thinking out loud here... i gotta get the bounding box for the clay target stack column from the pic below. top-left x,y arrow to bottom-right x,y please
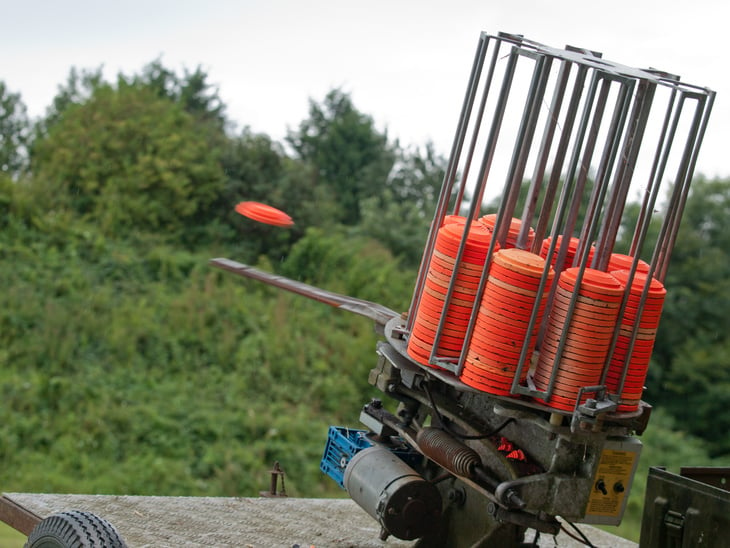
533,268 -> 624,412
461,248 -> 553,396
606,269 -> 666,412
407,217 -> 496,369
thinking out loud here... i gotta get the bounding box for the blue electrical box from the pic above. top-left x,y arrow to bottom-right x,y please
320,426 -> 374,489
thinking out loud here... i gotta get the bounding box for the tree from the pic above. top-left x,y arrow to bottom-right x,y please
36,67 -> 104,139
286,89 -> 395,224
128,60 -> 227,133
358,142 -> 448,266
213,128 -> 339,262
646,176 -> 730,456
0,81 -> 31,177
31,81 -> 226,239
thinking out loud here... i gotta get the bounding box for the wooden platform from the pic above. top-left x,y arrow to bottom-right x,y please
1,492 -> 637,547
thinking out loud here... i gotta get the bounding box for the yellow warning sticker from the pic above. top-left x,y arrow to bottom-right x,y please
586,449 -> 638,517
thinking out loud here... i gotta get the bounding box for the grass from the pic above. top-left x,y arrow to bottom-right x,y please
0,522 -> 25,548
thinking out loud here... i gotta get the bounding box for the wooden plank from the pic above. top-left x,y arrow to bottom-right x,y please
2,493 -> 638,547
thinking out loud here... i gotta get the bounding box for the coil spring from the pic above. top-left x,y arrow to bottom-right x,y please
416,427 -> 480,477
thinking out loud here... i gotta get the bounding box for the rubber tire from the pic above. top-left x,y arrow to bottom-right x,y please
25,510 -> 127,548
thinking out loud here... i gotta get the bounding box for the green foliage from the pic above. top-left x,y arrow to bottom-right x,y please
358,142 -> 448,267
35,67 -> 104,138
31,81 -> 226,238
0,80 -> 31,177
0,208 -> 393,498
286,88 -> 396,224
129,59 -> 227,131
279,227 -> 413,313
646,177 -> 730,457
1,59 -> 729,547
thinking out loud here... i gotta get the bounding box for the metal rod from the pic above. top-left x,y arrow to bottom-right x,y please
406,33 -> 491,333
519,58 -> 572,250
655,91 -> 715,281
595,78 -> 657,271
531,63 -> 590,249
471,44 -> 521,211
577,76 -> 634,270
497,52 -> 552,249
452,34 -> 501,214
598,80 -> 660,391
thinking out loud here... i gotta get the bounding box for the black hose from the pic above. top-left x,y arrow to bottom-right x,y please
562,521 -> 596,547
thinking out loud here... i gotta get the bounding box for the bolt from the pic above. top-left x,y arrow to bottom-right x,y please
447,488 -> 465,506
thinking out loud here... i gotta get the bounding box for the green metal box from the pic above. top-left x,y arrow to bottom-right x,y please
640,466 -> 730,547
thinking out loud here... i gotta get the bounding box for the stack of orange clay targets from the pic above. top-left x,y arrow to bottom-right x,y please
480,214 -> 535,249
540,235 -> 578,271
462,248 -> 554,396
605,269 -> 666,412
407,218 -> 664,413
532,267 -> 624,412
606,252 -> 650,273
540,235 -> 596,272
407,217 -> 497,368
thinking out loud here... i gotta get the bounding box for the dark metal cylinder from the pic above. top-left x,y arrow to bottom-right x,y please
344,445 -> 442,540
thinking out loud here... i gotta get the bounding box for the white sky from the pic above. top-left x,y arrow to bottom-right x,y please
3,0 -> 727,178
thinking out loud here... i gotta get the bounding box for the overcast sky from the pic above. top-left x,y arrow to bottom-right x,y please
4,0 -> 726,178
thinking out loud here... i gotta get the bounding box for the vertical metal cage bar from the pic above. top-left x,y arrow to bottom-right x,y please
406,33 -> 491,333
452,35 -> 503,214
629,86 -> 679,260
428,35 -> 518,372
496,51 -> 552,249
577,76 -> 635,270
598,82 -> 661,391
650,92 -> 698,281
595,79 -> 657,271
533,68 -> 602,354
471,45 -> 521,210
401,32 -> 715,414
518,57 -> 573,250
531,63 -> 590,248
655,90 -> 715,281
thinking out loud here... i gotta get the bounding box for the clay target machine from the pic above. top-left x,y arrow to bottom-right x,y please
212,32 -> 715,546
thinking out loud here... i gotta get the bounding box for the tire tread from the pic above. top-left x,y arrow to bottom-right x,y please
25,510 -> 127,548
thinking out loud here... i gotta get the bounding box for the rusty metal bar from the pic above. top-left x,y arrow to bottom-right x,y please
595,78 -> 657,272
209,259 -> 398,327
0,495 -> 41,536
577,76 -> 635,270
530,64 -> 590,252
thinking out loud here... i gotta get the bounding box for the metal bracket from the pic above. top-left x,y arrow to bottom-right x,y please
259,461 -> 287,497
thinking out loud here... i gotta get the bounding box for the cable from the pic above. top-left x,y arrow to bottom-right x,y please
423,379 -> 515,440
558,525 -> 586,545
561,521 -> 596,547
